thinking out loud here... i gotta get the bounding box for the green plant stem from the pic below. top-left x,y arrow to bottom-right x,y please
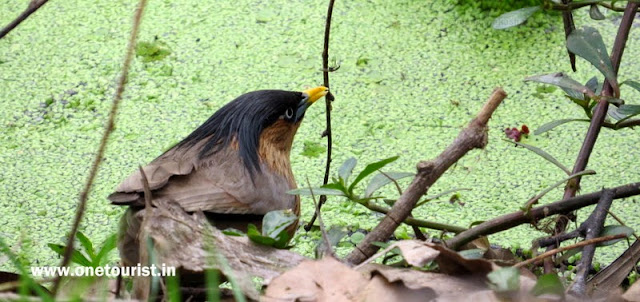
50,0 -> 148,296
362,201 -> 466,233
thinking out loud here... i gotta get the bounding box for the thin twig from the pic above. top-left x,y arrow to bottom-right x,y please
0,0 -> 50,39
305,0 -> 337,231
307,177 -> 334,258
446,182 -> 640,250
50,0 -> 148,295
514,233 -> 627,268
537,229 -> 582,249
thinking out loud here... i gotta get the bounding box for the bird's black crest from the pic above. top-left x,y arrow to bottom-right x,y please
174,90 -> 304,176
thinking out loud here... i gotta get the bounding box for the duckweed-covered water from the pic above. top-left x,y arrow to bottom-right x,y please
1,0 -> 639,269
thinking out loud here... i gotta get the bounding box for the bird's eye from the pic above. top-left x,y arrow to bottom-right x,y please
284,107 -> 294,119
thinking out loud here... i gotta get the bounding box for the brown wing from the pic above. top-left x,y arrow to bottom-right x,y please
108,141 -> 297,215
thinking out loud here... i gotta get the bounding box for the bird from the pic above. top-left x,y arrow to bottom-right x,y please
108,86 -> 328,266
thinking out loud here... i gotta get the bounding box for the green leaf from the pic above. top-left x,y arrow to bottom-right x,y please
510,141 -> 571,175
288,187 -> 345,196
531,274 -> 564,297
94,234 -> 117,266
316,226 -> 348,257
256,210 -> 297,248
0,237 -> 53,302
338,157 -> 357,182
349,156 -> 399,193
326,226 -> 348,246
589,5 -> 605,20
525,73 -> 596,98
561,87 -> 585,102
566,27 -> 619,96
76,231 -> 95,260
459,249 -> 485,259
47,243 -> 92,267
535,118 -> 592,135
222,228 -> 245,236
322,182 -> 348,193
165,274 -> 182,302
608,107 -> 627,121
365,172 -> 414,197
247,224 -> 276,246
487,267 -> 520,293
350,232 -> 366,244
621,80 -> 640,93
613,105 -> 640,124
262,210 -> 297,238
585,76 -> 601,95
616,104 -> 640,116
492,6 -> 541,29
597,225 -> 634,246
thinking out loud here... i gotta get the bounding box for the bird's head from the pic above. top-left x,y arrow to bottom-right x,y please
176,86 -> 328,177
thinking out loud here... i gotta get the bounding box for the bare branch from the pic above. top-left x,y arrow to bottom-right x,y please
345,87 -> 507,265
446,183 -> 640,250
569,189 -> 615,296
0,0 -> 50,39
514,233 -> 627,269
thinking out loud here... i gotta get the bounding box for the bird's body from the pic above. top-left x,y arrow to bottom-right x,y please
109,87 -> 327,266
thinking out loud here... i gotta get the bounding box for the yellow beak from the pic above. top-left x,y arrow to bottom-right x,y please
303,86 -> 329,104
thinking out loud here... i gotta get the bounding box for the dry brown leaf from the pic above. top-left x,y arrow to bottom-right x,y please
356,274 -> 436,302
263,257 -> 368,302
484,246 -> 518,266
623,281 -> 640,302
359,263 -> 486,300
462,236 -> 491,251
395,240 -> 440,267
428,243 -> 496,275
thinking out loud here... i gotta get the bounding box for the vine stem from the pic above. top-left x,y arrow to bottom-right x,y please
305,0 -> 336,231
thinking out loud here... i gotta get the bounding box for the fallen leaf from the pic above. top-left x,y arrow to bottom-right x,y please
356,274 -> 436,302
395,240 -> 440,267
623,280 -> 640,302
428,243 -> 496,275
263,257 -> 367,302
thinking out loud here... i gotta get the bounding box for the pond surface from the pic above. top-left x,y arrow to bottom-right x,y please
1,0 -> 639,267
